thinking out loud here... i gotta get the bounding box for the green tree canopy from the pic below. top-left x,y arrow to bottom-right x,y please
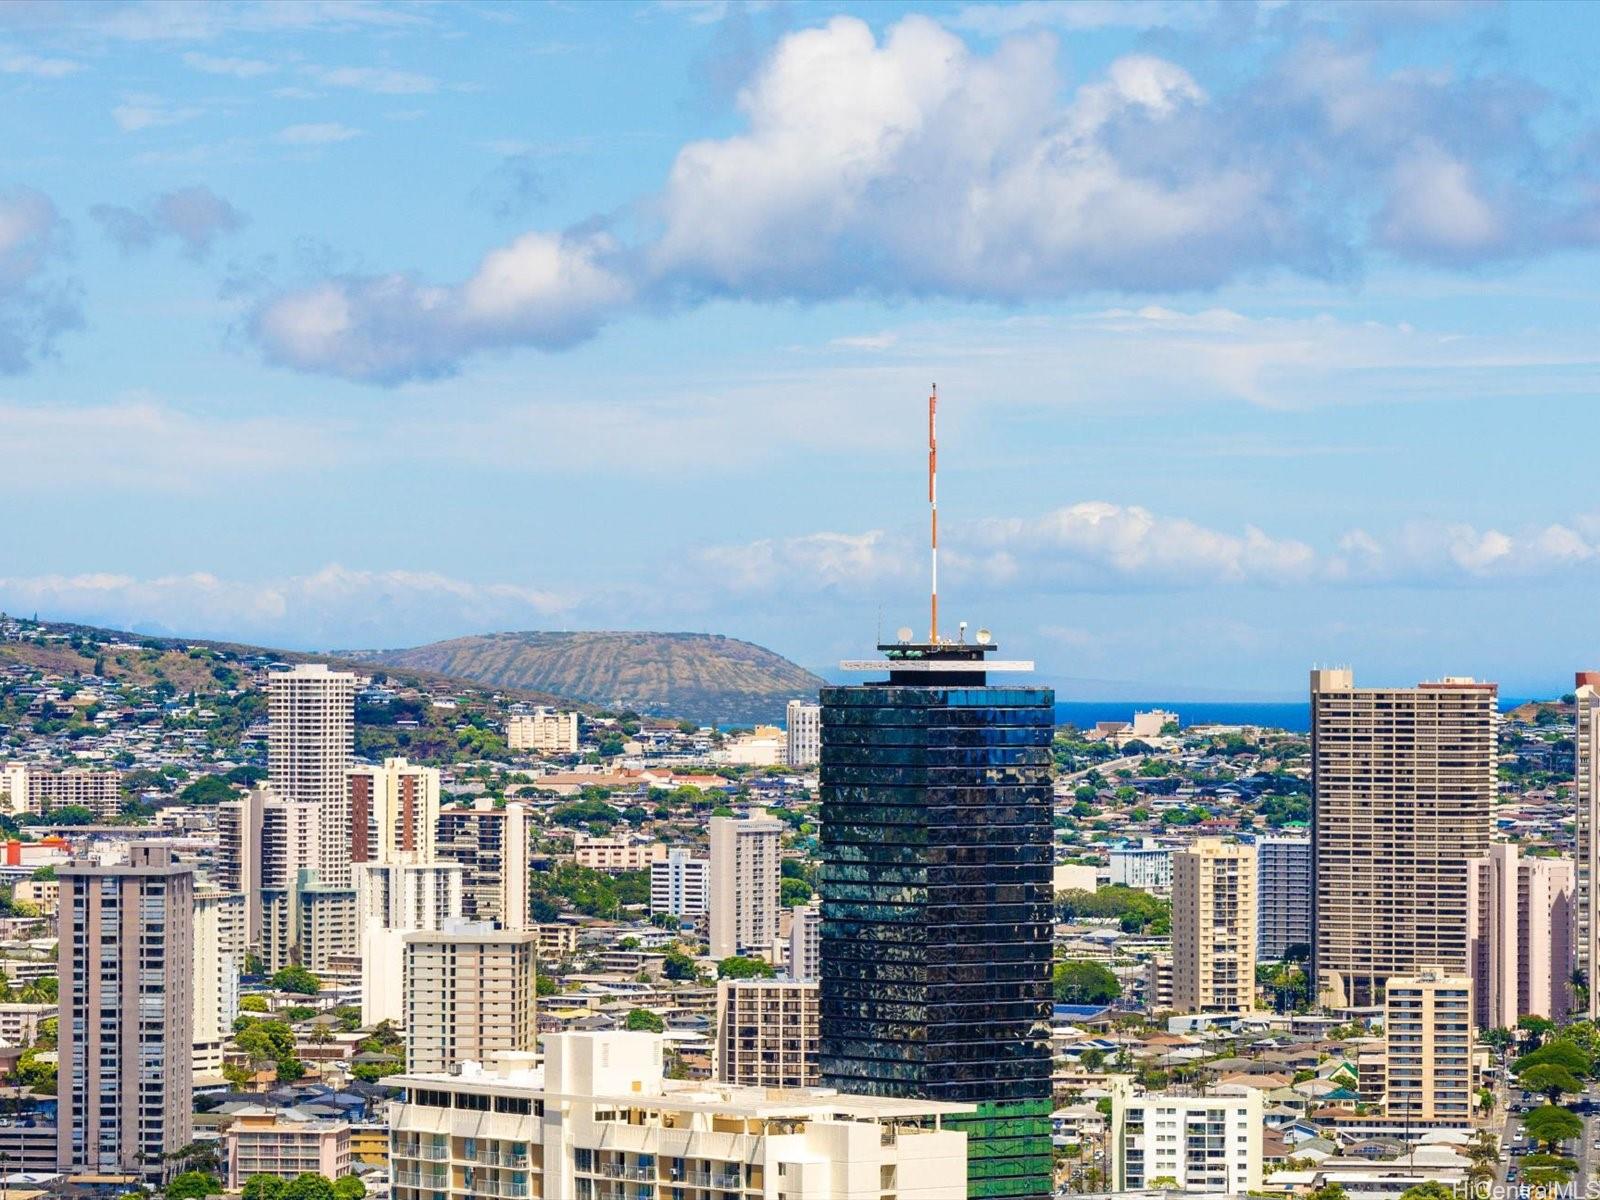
625,1008 -> 665,1033
1398,1184 -> 1458,1200
717,956 -> 775,980
1514,1039 -> 1591,1078
1052,961 -> 1121,1005
280,1176 -> 336,1200
271,965 -> 322,995
331,1177 -> 365,1200
1519,1063 -> 1584,1102
241,1175 -> 286,1200
165,1172 -> 221,1200
1524,1104 -> 1584,1151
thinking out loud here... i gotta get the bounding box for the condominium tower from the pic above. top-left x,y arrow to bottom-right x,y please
404,922 -> 539,1073
715,978 -> 820,1088
786,700 -> 822,768
435,800 -> 531,929
1466,843 -> 1573,1027
1171,838 -> 1256,1014
347,756 -> 439,865
1255,835 -> 1311,961
58,845 -> 195,1181
267,664 -> 357,886
1382,965 -> 1475,1126
1309,669 -> 1495,1008
1575,673 -> 1600,1017
708,812 -> 783,959
820,637 -> 1054,1200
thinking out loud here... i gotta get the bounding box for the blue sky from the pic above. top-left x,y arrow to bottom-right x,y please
4,0 -> 1600,699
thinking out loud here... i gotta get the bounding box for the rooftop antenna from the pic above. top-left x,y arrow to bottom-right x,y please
929,382 -> 938,645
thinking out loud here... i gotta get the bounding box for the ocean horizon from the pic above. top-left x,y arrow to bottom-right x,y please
1057,696 -> 1545,735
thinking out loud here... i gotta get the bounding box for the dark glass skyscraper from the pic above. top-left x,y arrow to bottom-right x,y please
819,640 -> 1055,1200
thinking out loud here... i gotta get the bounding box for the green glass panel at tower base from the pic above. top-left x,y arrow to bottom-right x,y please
946,1099 -> 1055,1199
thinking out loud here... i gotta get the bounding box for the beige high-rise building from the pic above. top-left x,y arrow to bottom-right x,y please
388,1034 -> 971,1200
217,787 -> 269,945
2,763 -> 120,819
1171,838 -> 1256,1013
192,889 -> 246,1077
786,700 -> 821,768
709,812 -> 783,959
1466,843 -> 1573,1028
1382,965 -> 1475,1126
506,708 -> 579,754
716,979 -> 820,1088
436,800 -> 531,929
347,757 -> 439,866
404,922 -> 539,1073
357,860 -> 465,1026
58,845 -> 194,1182
1310,669 -> 1495,1008
1574,674 -> 1600,1017
268,664 -> 357,886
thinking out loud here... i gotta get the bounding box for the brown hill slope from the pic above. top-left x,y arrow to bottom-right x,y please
349,631 -> 823,725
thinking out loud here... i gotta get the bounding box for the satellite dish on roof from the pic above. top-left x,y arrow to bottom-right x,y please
975,628 -> 992,645
896,627 -> 914,644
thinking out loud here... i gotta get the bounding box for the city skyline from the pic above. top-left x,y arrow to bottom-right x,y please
7,2 -> 1600,696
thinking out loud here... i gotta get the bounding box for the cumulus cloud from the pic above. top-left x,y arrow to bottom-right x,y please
111,94 -> 203,131
698,504 -> 1600,598
91,185 -> 246,258
303,64 -> 436,94
252,231 -> 632,382
0,565 -> 571,650
181,51 -> 276,78
244,14 -> 1600,382
0,186 -> 81,373
276,122 -> 362,145
1,50 -> 81,77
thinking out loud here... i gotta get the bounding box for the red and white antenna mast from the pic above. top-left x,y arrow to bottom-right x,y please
928,382 -> 938,644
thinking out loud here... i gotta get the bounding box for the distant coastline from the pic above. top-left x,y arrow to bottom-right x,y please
1057,697 -> 1545,735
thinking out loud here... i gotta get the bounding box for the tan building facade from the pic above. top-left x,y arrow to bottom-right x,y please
1575,673 -> 1600,1018
1383,965 -> 1475,1127
1466,843 -> 1573,1028
225,1109 -> 351,1188
58,845 -> 195,1181
1310,669 -> 1495,1008
2,763 -> 120,818
506,708 -> 579,754
404,924 -> 539,1073
715,979 -> 820,1088
708,813 -> 783,959
1171,838 -> 1256,1013
347,757 -> 439,865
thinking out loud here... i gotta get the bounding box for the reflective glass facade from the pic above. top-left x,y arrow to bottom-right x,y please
819,679 -> 1055,1200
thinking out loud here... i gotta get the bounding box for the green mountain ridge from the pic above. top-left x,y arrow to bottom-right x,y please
344,630 -> 824,725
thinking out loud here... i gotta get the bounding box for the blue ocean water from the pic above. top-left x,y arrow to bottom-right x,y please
1054,701 -> 1310,733
1055,697 -> 1540,734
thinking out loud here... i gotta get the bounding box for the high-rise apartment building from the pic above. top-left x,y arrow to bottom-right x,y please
347,757 -> 439,865
506,708 -> 579,754
788,900 -> 821,982
404,922 -> 539,1073
254,795 -> 323,971
192,889 -> 246,1076
1574,673 -> 1600,1017
435,800 -> 531,929
820,638 -> 1055,1200
1255,835 -> 1311,961
1310,669 -> 1495,1008
649,848 -> 709,920
388,1034 -> 971,1200
785,700 -> 821,768
1382,965 -> 1475,1126
217,786 -> 268,946
2,763 -> 121,819
1172,838 -> 1256,1014
708,813 -> 783,959
58,845 -> 194,1181
1108,1078 -> 1262,1193
357,860 -> 465,1026
715,979 -> 820,1088
1466,843 -> 1573,1028
268,664 -> 357,887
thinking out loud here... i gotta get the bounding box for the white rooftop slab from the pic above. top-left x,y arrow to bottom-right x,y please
839,659 -> 1034,673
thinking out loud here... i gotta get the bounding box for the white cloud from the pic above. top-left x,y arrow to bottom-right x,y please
1,50 -> 82,77
0,565 -> 572,650
252,231 -> 632,382
699,504 -> 1600,599
276,122 -> 363,145
949,0 -> 1215,34
0,398 -> 336,489
181,51 -> 276,78
242,13 -> 1600,382
91,185 -> 247,258
304,64 -> 436,95
112,95 -> 202,131
0,186 -> 80,373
